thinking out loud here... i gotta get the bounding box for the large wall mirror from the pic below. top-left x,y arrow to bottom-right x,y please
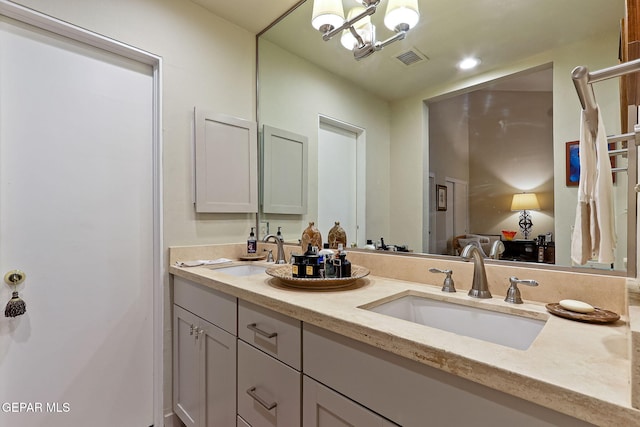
257,0 -> 635,275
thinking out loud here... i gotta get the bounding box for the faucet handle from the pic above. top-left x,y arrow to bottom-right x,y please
429,268 -> 456,293
264,249 -> 274,263
505,276 -> 539,304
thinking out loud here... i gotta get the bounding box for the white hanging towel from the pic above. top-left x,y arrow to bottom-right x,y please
570,108 -> 616,265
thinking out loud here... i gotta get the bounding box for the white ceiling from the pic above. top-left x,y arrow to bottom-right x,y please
195,0 -> 625,101
189,0 -> 300,34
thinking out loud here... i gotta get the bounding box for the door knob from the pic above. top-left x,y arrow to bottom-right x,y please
4,269 -> 26,317
4,269 -> 26,286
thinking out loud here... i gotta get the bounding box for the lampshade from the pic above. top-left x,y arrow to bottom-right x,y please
511,193 -> 540,211
312,0 -> 345,31
340,7 -> 374,49
384,0 -> 420,31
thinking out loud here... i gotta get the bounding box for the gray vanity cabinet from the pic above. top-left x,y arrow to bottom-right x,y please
303,324 -> 593,427
173,278 -> 237,427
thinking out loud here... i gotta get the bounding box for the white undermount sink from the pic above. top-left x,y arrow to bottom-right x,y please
362,293 -> 546,350
209,264 -> 267,277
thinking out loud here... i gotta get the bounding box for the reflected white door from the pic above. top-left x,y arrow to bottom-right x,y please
318,121 -> 358,246
0,14 -> 155,427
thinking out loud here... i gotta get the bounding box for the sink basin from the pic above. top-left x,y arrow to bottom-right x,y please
210,264 -> 267,277
363,293 -> 546,350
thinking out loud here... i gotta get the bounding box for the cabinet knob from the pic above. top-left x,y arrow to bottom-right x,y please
195,328 -> 204,340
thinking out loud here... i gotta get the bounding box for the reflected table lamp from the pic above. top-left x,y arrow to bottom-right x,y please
511,192 -> 540,240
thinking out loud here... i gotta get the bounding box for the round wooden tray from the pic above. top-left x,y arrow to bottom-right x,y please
266,264 -> 369,290
545,303 -> 620,324
238,254 -> 267,261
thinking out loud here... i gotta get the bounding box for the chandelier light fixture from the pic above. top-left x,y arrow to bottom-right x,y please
311,0 -> 420,60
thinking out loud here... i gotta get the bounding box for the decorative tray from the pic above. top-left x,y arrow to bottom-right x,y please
265,264 -> 370,290
545,303 -> 620,324
238,254 -> 267,261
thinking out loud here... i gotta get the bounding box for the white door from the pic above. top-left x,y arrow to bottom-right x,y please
0,12 -> 156,427
318,121 -> 359,246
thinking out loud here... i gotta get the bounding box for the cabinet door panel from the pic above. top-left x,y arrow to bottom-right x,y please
237,341 -> 301,427
194,108 -> 257,213
202,319 -> 237,427
303,376 -> 397,427
174,305 -> 201,427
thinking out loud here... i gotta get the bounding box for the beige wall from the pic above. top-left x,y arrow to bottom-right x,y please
12,0 -> 259,416
259,39 -> 391,244
468,90 -> 554,238
427,89 -> 554,251
428,95 -> 470,253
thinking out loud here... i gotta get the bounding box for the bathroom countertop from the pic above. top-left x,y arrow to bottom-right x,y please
169,252 -> 639,426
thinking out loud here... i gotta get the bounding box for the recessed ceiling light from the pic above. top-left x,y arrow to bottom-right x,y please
458,57 -> 480,70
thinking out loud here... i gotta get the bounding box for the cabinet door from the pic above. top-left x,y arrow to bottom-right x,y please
262,125 -> 308,214
174,305 -> 202,427
194,108 -> 257,213
174,304 -> 237,427
201,316 -> 237,427
302,376 -> 397,427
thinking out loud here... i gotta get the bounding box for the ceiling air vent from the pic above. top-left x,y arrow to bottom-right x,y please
394,48 -> 428,67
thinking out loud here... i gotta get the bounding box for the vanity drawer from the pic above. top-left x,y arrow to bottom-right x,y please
237,340 -> 301,427
238,299 -> 301,369
174,276 -> 237,335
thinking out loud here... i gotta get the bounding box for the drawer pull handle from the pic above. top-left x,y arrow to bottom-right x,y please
246,386 -> 277,411
247,323 -> 278,339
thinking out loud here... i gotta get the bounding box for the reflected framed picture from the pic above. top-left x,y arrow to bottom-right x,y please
565,140 -> 616,187
437,185 -> 447,211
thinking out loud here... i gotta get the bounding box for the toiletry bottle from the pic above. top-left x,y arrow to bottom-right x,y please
247,227 -> 257,254
338,244 -> 351,277
276,226 -> 284,241
380,237 -> 387,250
364,239 -> 376,250
318,243 -> 335,278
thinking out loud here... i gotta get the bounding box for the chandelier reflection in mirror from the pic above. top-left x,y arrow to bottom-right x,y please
311,0 -> 420,60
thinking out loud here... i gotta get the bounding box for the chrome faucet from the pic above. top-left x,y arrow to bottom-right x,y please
504,276 -> 539,304
460,244 -> 492,298
489,240 -> 505,260
262,234 -> 286,264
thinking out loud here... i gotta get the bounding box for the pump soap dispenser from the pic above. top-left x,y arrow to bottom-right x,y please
247,227 -> 257,254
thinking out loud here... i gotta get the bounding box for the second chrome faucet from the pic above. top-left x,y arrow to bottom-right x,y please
460,244 -> 492,298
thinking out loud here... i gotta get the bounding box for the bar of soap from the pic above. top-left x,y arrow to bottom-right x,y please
559,299 -> 595,313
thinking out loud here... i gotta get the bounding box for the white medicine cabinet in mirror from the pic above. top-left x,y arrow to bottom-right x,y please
257,0 -> 635,275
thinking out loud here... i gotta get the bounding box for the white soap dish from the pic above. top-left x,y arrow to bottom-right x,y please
559,299 -> 595,313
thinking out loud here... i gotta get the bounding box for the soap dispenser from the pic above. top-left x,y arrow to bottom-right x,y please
247,227 -> 257,254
